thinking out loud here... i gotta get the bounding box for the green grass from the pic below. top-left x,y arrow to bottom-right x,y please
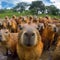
0,12 -> 21,19
38,14 -> 60,19
0,10 -> 32,19
0,10 -> 60,19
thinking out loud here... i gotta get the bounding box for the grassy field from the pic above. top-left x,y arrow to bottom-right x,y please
0,10 -> 60,19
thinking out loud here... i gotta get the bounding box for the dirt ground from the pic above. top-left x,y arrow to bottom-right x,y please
0,44 -> 56,60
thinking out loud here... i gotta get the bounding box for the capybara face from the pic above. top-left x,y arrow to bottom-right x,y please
38,23 -> 44,31
18,25 -> 40,47
0,29 -> 10,42
37,23 -> 45,35
7,20 -> 12,27
32,16 -> 38,23
47,24 -> 58,32
5,16 -> 9,20
12,15 -> 16,19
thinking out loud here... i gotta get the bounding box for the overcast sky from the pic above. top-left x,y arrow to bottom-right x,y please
0,0 -> 60,9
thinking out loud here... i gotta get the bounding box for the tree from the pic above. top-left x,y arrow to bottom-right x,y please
13,2 -> 29,12
29,1 -> 45,15
0,9 -> 5,13
46,5 -> 60,15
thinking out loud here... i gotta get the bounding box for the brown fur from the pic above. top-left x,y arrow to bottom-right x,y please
6,33 -> 18,54
17,25 -> 43,60
52,36 -> 60,60
41,23 -> 56,50
9,19 -> 17,32
0,29 -> 18,55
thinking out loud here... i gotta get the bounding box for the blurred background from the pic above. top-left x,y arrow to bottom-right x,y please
0,0 -> 60,18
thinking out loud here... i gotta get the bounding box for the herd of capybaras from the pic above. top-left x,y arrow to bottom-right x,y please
0,15 -> 60,60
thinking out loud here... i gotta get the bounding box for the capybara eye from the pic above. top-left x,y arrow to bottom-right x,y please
24,33 -> 28,36
32,33 -> 35,36
5,31 -> 8,33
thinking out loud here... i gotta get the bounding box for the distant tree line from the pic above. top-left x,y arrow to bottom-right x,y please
12,1 -> 60,15
0,1 -> 60,15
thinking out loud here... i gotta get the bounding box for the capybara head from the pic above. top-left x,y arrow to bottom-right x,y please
38,23 -> 45,31
33,18 -> 37,23
12,15 -> 16,19
37,23 -> 45,35
47,23 -> 58,33
18,24 -> 41,48
0,29 -> 10,42
5,16 -> 9,20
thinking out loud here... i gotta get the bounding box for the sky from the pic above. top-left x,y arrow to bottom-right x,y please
0,0 -> 60,9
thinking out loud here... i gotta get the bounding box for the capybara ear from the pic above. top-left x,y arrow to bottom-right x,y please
51,24 -> 58,33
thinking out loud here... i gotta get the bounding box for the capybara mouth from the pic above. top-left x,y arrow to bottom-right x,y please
25,43 -> 33,47
26,44 -> 32,47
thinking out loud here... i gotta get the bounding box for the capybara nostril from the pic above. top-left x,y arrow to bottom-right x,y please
24,32 -> 28,36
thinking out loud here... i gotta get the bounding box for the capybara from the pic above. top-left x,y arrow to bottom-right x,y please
40,23 -> 58,50
0,29 -> 18,56
17,24 -> 43,60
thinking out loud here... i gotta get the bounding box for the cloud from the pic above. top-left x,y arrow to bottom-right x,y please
39,0 -> 52,6
20,0 -> 36,3
50,0 -> 60,2
0,0 -> 60,9
40,0 -> 60,9
0,1 -> 2,9
1,0 -> 36,5
0,5 -> 2,9
50,0 -> 60,9
6,7 -> 12,9
0,0 -> 37,9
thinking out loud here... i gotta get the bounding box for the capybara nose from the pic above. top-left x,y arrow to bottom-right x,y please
23,31 -> 35,46
24,32 -> 35,37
